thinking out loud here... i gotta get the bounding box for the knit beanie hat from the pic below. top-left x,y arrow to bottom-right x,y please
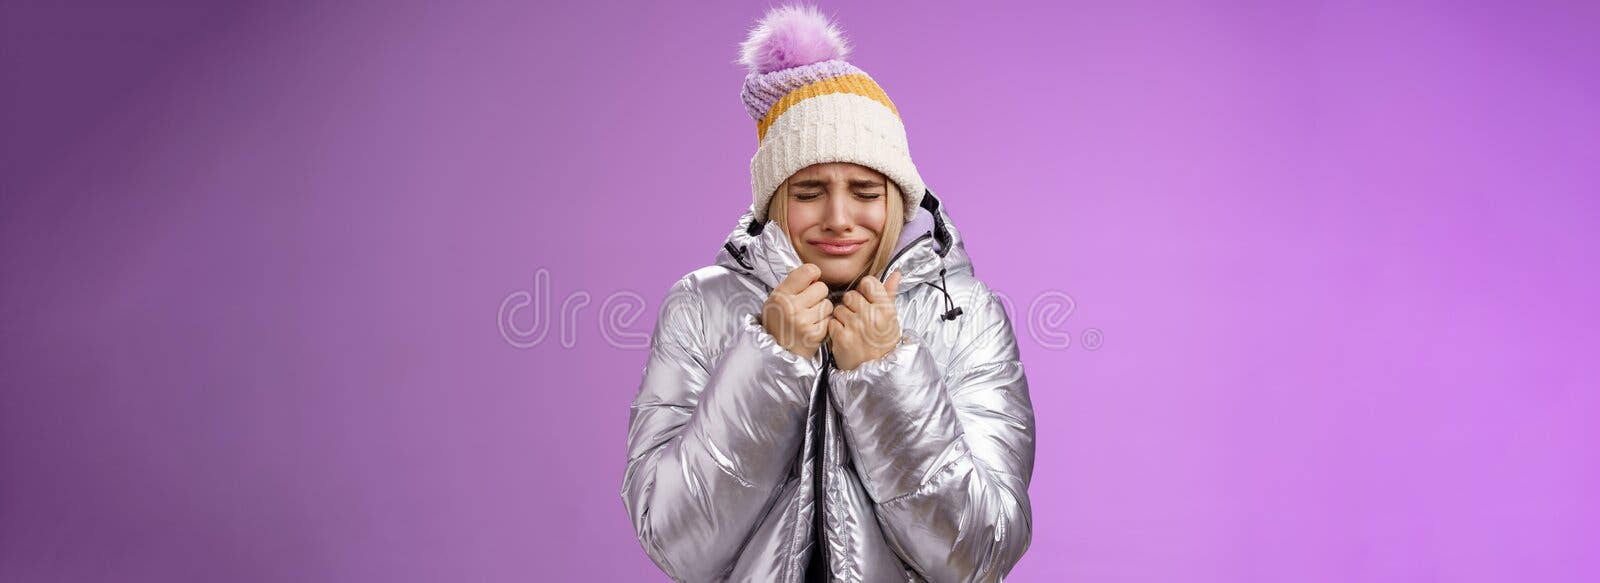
738,5 -> 926,224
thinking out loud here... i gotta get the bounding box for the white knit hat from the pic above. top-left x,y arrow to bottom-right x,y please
737,5 -> 925,223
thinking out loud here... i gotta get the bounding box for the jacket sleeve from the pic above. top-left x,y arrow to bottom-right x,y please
621,275 -> 821,581
827,282 -> 1037,583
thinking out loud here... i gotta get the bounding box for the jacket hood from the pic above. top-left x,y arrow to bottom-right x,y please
715,189 -> 974,298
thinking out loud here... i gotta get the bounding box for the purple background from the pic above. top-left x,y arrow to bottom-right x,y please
3,1 -> 1596,581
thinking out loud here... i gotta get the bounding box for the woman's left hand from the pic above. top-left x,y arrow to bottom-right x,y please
828,270 -> 903,371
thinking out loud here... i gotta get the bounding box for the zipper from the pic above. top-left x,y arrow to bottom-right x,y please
799,231 -> 937,581
811,342 -> 835,582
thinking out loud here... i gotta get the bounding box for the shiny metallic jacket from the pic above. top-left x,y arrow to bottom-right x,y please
622,191 -> 1036,582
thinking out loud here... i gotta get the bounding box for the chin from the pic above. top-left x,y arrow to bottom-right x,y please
816,261 -> 866,285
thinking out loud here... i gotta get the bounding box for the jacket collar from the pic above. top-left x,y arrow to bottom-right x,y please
716,189 -> 974,298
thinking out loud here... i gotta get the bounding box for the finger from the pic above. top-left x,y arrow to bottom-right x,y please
795,280 -> 829,307
806,298 -> 833,323
827,318 -> 844,340
884,270 -> 902,298
857,274 -> 882,300
804,319 -> 829,343
833,305 -> 859,328
776,263 -> 822,295
842,290 -> 870,314
864,274 -> 895,304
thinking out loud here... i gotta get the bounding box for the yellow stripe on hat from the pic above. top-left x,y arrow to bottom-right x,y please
757,74 -> 900,142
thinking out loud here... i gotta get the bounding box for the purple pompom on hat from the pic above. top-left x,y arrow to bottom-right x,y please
737,4 -> 925,223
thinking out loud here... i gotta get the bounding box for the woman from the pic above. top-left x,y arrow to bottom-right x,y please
621,6 -> 1036,582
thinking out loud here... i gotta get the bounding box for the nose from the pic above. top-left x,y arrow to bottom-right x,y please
822,191 -> 854,232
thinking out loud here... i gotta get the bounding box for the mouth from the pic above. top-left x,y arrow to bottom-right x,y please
809,239 -> 868,256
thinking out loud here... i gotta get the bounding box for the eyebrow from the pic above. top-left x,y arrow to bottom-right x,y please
789,178 -> 886,189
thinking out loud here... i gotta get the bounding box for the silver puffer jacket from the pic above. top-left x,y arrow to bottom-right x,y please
622,190 -> 1036,582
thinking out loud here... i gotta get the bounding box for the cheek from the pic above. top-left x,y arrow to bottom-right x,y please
859,203 -> 887,234
785,202 -> 819,235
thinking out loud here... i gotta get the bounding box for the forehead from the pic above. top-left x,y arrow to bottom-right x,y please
789,162 -> 884,182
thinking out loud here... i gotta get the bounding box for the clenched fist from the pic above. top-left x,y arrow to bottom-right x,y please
827,271 -> 903,371
761,263 -> 833,360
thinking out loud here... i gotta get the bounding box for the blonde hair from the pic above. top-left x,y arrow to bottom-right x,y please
768,177 -> 905,292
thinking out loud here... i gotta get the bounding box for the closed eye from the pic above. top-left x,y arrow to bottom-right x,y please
792,191 -> 882,201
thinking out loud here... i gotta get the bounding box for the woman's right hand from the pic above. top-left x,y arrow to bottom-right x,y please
761,263 -> 833,360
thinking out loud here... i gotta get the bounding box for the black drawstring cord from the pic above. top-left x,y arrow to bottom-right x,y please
723,242 -> 753,270
926,267 -> 964,321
